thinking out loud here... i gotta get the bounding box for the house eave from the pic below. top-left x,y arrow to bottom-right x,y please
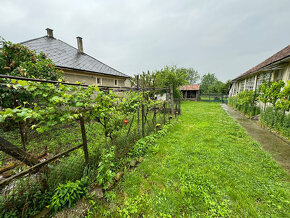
57,66 -> 131,79
232,55 -> 290,82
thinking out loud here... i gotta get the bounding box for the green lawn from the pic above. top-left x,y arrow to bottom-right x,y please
91,101 -> 289,217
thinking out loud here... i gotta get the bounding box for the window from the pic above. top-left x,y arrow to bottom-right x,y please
114,79 -> 118,86
256,72 -> 271,90
240,80 -> 245,91
245,77 -> 255,91
275,69 -> 284,81
96,77 -> 102,85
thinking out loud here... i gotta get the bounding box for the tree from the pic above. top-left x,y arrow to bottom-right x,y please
258,80 -> 285,108
178,67 -> 200,84
200,73 -> 218,94
154,66 -> 187,98
0,40 -> 63,108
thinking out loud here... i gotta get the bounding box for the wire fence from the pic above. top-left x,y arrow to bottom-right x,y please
0,75 -> 181,216
199,94 -> 228,103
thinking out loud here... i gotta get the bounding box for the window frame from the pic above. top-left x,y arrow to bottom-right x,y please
114,79 -> 118,86
96,77 -> 102,85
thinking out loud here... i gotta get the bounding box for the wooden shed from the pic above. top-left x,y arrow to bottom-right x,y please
179,85 -> 201,101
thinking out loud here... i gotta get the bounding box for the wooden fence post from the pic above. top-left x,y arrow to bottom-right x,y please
153,109 -> 156,131
141,104 -> 145,137
163,102 -> 166,124
80,116 -> 89,164
170,84 -> 174,115
175,103 -> 178,118
137,75 -> 140,137
18,121 -> 26,150
137,108 -> 140,137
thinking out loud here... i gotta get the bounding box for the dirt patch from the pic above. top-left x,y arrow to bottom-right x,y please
221,104 -> 290,173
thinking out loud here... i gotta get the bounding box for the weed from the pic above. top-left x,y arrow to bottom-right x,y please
96,146 -> 116,189
49,177 -> 89,213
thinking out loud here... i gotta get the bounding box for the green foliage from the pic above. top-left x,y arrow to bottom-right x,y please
0,186 -> 53,218
49,177 -> 89,213
200,73 -> 229,94
0,40 -> 63,108
179,174 -> 230,217
200,73 -> 218,94
0,210 -> 18,218
96,146 -> 116,189
181,67 -> 200,84
154,66 -> 187,98
258,80 -> 285,108
131,66 -> 188,98
276,81 -> 290,111
228,90 -> 259,116
230,80 -> 289,137
90,102 -> 290,217
260,107 -> 290,138
128,124 -> 171,159
118,196 -> 141,217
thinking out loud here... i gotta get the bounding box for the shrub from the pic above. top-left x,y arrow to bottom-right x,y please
96,147 -> 116,189
228,90 -> 259,116
260,107 -> 290,138
49,177 -> 89,213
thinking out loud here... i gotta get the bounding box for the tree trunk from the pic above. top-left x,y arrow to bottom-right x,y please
0,136 -> 39,166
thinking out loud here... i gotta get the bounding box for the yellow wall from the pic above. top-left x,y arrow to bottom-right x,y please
230,61 -> 290,97
60,69 -> 130,87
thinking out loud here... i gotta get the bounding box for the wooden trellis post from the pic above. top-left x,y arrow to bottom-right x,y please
79,116 -> 89,164
141,104 -> 145,137
137,75 -> 140,137
163,102 -> 166,124
153,109 -> 157,131
170,84 -> 174,115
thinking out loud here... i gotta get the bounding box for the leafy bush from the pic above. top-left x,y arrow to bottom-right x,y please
258,80 -> 285,108
0,40 -> 63,109
49,177 -> 89,213
260,107 -> 290,138
96,147 -> 116,189
129,124 -> 172,158
228,90 -> 259,116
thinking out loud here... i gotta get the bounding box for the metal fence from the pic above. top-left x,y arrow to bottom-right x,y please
0,75 -> 181,216
199,94 -> 228,103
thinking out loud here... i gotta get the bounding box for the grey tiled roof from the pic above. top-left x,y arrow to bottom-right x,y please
21,36 -> 129,78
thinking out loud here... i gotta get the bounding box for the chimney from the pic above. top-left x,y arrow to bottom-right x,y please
46,28 -> 54,38
76,37 -> 83,53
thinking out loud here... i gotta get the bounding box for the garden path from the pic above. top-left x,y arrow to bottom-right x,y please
221,104 -> 290,172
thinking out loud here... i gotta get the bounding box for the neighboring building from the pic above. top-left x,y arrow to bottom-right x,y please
21,28 -> 130,87
179,85 -> 200,100
230,45 -> 290,96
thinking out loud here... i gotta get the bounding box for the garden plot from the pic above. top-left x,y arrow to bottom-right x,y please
89,101 -> 290,217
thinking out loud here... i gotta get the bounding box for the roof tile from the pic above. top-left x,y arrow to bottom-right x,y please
233,45 -> 290,81
22,36 -> 129,78
179,85 -> 200,91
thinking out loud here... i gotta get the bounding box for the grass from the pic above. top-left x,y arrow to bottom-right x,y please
90,101 -> 290,217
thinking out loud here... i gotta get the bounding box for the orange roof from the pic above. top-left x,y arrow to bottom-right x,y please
179,85 -> 200,91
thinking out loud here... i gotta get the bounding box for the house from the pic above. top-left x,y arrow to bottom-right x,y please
229,45 -> 290,96
21,28 -> 131,87
179,85 -> 200,100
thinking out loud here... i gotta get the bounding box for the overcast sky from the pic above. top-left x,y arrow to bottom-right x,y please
1,0 -> 289,82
